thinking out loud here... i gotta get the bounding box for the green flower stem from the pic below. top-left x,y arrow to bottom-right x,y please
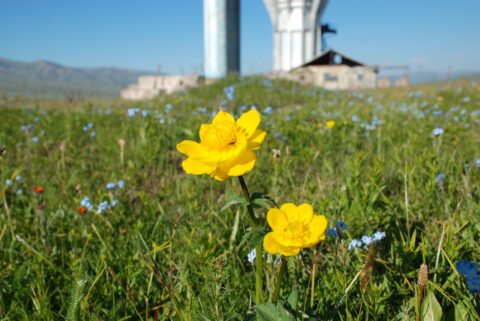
238,176 -> 263,304
310,248 -> 318,308
272,257 -> 287,303
238,176 -> 258,227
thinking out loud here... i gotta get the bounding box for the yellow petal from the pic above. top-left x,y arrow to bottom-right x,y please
199,124 -> 209,143
267,208 -> 288,231
236,109 -> 260,138
181,158 -> 215,175
263,233 -> 300,256
225,150 -> 256,176
248,129 -> 267,150
212,168 -> 229,181
309,215 -> 328,243
212,111 -> 235,124
177,140 -> 207,157
280,203 -> 297,222
297,203 -> 314,224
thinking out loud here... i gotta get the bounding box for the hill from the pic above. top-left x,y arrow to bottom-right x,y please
0,57 -> 155,98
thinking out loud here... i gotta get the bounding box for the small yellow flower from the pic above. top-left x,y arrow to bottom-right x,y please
263,203 -> 327,256
437,96 -> 444,102
176,109 -> 266,181
326,120 -> 335,128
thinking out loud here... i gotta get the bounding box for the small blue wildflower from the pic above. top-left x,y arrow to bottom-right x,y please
476,159 -> 480,168
348,239 -> 362,250
111,199 -> 119,207
224,86 -> 235,101
327,227 -> 339,238
247,248 -> 256,265
275,131 -> 282,140
16,188 -> 23,195
456,261 -> 479,277
105,182 -> 116,190
83,123 -> 93,132
97,201 -> 110,213
436,173 -> 446,186
80,197 -> 94,211
432,128 -> 444,136
80,197 -> 90,207
336,221 -> 348,230
142,110 -> 150,117
20,124 -> 34,132
456,260 -> 480,293
372,231 -> 386,242
351,115 -> 360,123
198,107 -> 207,114
250,105 -> 257,110
90,131 -> 96,139
127,108 -> 140,117
34,117 -> 40,122
263,106 -> 273,115
467,278 -> 480,292
165,104 -> 173,113
117,180 -> 125,189
361,235 -> 373,247
15,175 -> 22,182
432,110 -> 443,117
31,136 -> 39,143
5,179 -> 13,186
462,96 -> 470,103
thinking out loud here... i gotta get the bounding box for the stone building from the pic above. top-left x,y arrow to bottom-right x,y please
121,75 -> 204,100
286,49 -> 377,90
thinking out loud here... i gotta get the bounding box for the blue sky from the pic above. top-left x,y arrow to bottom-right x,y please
1,0 -> 479,74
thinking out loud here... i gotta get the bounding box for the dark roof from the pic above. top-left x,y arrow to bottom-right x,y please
300,49 -> 370,68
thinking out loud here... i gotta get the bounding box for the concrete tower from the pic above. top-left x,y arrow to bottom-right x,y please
263,0 -> 329,73
204,0 -> 240,79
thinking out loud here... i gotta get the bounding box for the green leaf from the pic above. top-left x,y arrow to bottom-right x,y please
287,287 -> 299,310
446,301 -> 471,321
221,194 -> 247,212
422,291 -> 443,321
251,192 -> 277,209
254,303 -> 294,321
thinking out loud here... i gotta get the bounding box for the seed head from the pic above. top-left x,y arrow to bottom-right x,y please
418,263 -> 428,288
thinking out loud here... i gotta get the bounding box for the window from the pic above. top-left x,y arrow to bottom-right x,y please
324,73 -> 338,82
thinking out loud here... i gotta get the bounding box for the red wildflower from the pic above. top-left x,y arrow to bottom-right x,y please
78,206 -> 88,215
33,186 -> 44,194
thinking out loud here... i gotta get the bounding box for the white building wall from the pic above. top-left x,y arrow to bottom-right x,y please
289,65 -> 377,90
121,75 -> 204,100
263,0 -> 329,72
204,0 -> 240,79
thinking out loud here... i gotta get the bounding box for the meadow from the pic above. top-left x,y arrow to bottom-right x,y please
0,78 -> 479,320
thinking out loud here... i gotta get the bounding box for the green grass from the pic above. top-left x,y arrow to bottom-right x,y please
0,77 -> 479,320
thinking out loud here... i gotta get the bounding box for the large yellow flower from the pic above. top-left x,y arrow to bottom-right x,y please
176,109 -> 266,181
264,203 -> 328,256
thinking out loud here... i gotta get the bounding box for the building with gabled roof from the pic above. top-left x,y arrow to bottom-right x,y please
286,49 -> 378,89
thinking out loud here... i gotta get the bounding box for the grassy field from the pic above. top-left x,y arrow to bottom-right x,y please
0,78 -> 479,320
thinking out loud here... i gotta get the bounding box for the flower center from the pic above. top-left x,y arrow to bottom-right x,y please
286,221 -> 305,236
203,122 -> 238,150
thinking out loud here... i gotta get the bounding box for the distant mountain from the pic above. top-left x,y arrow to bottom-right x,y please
378,69 -> 480,85
0,57 -> 156,98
